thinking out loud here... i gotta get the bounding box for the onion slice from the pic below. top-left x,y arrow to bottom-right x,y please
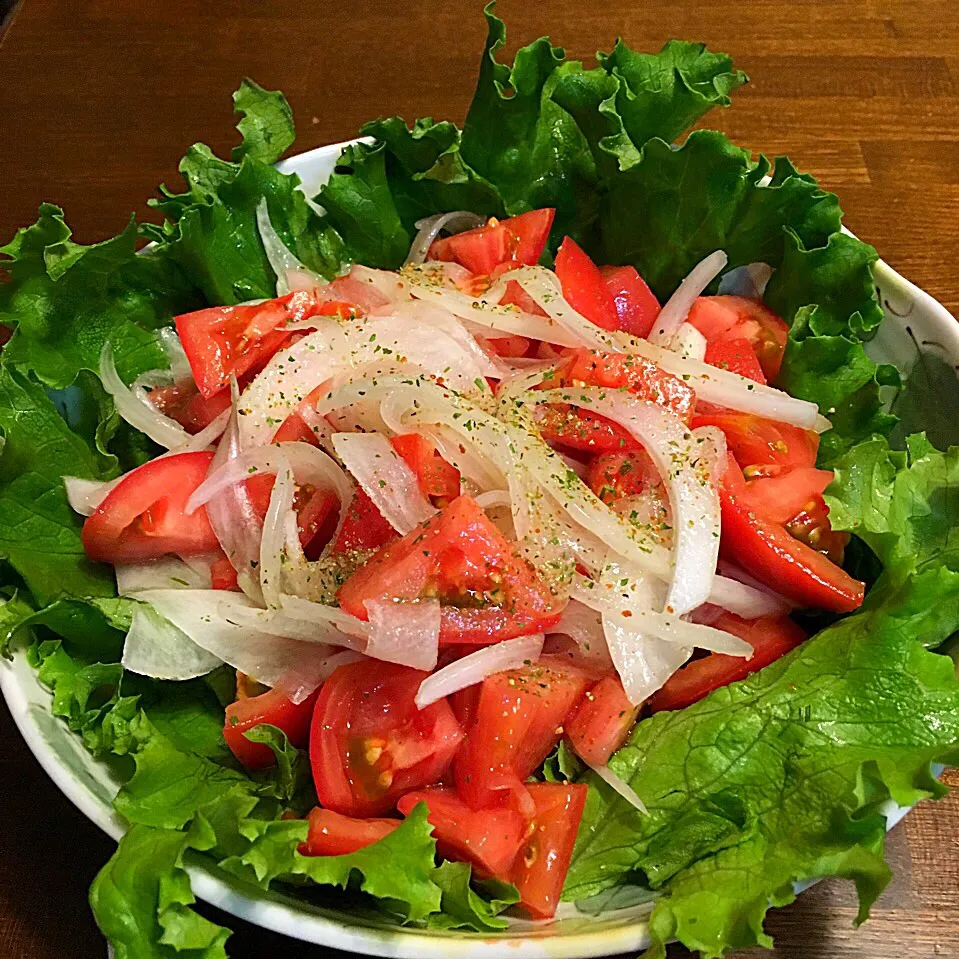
259,466 -> 296,608
364,598 -> 441,671
256,198 -> 322,296
63,476 -> 122,516
405,211 -> 485,266
116,555 -> 212,595
415,633 -> 545,709
587,761 -> 648,815
648,250 -> 728,345
121,604 -> 223,681
332,432 -> 436,534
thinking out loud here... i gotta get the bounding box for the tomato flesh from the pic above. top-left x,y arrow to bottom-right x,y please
720,456 -> 864,612
649,612 -> 807,712
148,383 -> 232,434
82,451 -> 219,563
428,210 -> 555,277
703,336 -> 767,384
600,265 -> 661,339
223,685 -> 319,770
397,788 -> 527,879
741,466 -> 834,525
338,496 -> 563,644
510,783 -> 588,920
333,487 -> 399,556
211,554 -> 239,591
691,411 -> 819,474
566,675 -> 640,766
586,448 -> 657,505
309,660 -> 463,817
298,808 -> 400,856
554,238 -> 619,331
454,660 -> 591,810
390,433 -> 461,502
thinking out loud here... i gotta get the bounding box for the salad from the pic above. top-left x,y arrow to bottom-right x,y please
2,8 -> 958,958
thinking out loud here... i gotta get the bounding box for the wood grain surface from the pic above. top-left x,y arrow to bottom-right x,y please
1,1 -> 958,957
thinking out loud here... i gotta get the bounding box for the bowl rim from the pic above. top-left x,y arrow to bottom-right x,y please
3,137 -> 958,959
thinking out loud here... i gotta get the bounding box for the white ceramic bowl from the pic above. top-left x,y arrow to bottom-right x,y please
3,140 -> 958,958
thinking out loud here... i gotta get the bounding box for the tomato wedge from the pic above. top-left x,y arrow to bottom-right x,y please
586,448 -> 658,505
390,434 -> 461,502
741,466 -> 834,525
454,660 -> 591,810
648,612 -> 807,712
211,554 -> 239,591
338,496 -> 563,644
720,456 -> 864,612
691,411 -> 819,475
148,383 -> 232,434
566,675 -> 640,766
686,296 -> 789,381
332,487 -> 399,556
703,336 -> 767,383
510,783 -> 588,920
223,685 -> 320,770
428,210 -> 555,277
554,238 -> 619,331
81,451 -> 219,563
397,788 -> 527,879
309,660 -> 463,817
298,808 -> 400,856
600,265 -> 661,339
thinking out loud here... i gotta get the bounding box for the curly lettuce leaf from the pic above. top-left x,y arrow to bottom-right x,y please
231,78 -> 295,165
427,862 -> 519,931
90,822 -> 231,959
0,205 -> 196,388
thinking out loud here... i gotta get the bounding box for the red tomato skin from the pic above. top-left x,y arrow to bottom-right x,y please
720,457 -> 865,612
686,296 -> 789,381
454,661 -> 591,810
223,686 -> 320,770
539,406 -> 638,454
148,383 -> 232,434
82,451 -> 219,563
554,238 -> 620,331
390,434 -> 461,501
211,555 -> 239,591
648,612 -> 807,713
397,788 -> 527,879
691,411 -> 819,473
487,334 -> 532,358
741,467 -> 834,525
309,661 -> 464,817
510,783 -> 588,920
599,265 -> 661,338
586,448 -> 657,504
298,808 -> 399,856
703,336 -> 767,384
332,487 -> 399,555
428,210 -> 555,276
499,280 -> 550,317
566,675 -> 640,766
296,488 -> 340,560
337,496 -> 562,644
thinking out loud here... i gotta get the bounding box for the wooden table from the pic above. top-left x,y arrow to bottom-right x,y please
1,1 -> 958,957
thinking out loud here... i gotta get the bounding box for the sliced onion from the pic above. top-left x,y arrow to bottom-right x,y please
157,328 -> 194,384
257,198 -> 322,296
63,475 -> 121,516
547,599 -> 613,670
475,489 -> 511,509
273,650 -> 365,704
536,388 -> 722,615
277,594 -> 371,639
405,211 -> 485,266
588,761 -> 648,815
667,322 -> 707,361
346,265 -> 408,309
186,441 -> 351,516
121,603 -> 223,680
137,589 -> 340,692
100,342 -> 191,449
297,405 -> 339,455
716,559 -> 795,611
708,574 -> 790,618
222,601 -> 367,651
332,432 -> 436,534
648,250 -> 728,345
259,466 -> 295,608
496,360 -> 562,405
415,633 -> 544,709
203,387 -> 265,603
363,598 -> 441,671
116,555 -> 212,595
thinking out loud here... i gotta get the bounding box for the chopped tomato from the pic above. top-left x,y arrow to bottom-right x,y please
600,265 -> 661,339
148,383 -> 232,434
510,783 -> 588,920
454,660 -> 591,810
82,451 -> 219,563
741,466 -> 834,525
309,660 -> 463,816
566,675 -> 640,766
703,336 -> 766,384
338,496 -> 563,644
586,448 -> 657,505
720,456 -> 864,612
176,290 -> 329,399
390,433 -> 461,502
649,612 -> 807,712
397,788 -> 527,879
298,808 -> 399,856
296,487 -> 341,560
487,334 -> 532,358
553,238 -> 619,331
332,487 -> 399,555
428,210 -> 555,277
691,411 -> 819,475
785,493 -> 850,566
224,685 -> 320,770
538,405 -> 637,453
211,555 -> 239,591
499,280 -> 549,317
686,296 -> 789,381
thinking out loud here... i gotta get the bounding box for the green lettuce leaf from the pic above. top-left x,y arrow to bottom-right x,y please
0,205 -> 196,388
231,78 -> 295,165
90,822 -> 231,959
427,862 -> 519,931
